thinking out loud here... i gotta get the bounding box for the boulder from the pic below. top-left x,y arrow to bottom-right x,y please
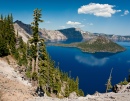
69,92 -> 77,99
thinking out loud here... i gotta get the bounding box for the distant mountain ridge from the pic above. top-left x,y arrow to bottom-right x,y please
13,20 -> 130,43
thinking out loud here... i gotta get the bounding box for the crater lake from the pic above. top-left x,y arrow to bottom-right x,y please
46,41 -> 130,95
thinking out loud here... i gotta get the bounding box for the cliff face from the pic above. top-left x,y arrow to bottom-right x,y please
58,28 -> 83,39
14,20 -> 67,42
39,28 -> 67,40
13,20 -> 130,42
14,20 -> 31,43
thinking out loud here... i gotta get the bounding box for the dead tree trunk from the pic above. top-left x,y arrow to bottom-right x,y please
106,68 -> 113,93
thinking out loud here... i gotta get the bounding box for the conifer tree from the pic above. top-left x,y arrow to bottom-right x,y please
0,14 -> 16,57
30,8 -> 43,86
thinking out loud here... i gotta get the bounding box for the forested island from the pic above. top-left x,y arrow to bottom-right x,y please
53,36 -> 126,53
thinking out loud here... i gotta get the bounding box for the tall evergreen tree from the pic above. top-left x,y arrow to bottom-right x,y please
30,8 -> 43,86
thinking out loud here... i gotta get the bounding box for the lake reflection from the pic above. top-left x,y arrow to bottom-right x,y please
75,55 -> 109,66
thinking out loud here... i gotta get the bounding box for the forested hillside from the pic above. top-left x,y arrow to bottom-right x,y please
0,14 -> 16,57
0,9 -> 84,97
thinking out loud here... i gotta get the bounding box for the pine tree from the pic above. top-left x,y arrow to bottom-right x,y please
0,14 -> 16,57
30,8 -> 43,86
7,14 -> 16,55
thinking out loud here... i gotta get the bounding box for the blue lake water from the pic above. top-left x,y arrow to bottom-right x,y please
46,41 -> 130,95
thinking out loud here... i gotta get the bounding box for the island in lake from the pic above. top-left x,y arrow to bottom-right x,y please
53,36 -> 126,53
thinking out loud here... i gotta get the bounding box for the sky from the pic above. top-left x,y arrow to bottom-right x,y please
0,0 -> 130,35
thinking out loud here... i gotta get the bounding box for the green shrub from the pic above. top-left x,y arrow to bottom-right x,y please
119,78 -> 129,85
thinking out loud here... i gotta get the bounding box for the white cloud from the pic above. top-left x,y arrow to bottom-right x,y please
75,55 -> 109,66
66,21 -> 81,25
78,3 -> 121,17
66,21 -> 85,27
121,10 -> 129,16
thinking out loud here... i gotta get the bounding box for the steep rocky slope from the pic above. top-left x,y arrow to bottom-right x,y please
39,28 -> 67,40
0,57 -> 34,101
58,28 -> 83,39
14,20 -> 31,43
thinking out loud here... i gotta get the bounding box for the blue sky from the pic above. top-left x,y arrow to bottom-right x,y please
0,0 -> 130,35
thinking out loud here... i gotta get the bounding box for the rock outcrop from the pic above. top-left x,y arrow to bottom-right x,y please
112,83 -> 130,93
58,28 -> 83,39
68,92 -> 77,99
14,20 -> 31,43
39,28 -> 67,40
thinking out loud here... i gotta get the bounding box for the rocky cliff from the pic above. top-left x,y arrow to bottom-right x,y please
58,28 -> 83,39
14,20 -> 67,42
13,20 -> 130,43
14,20 -> 31,43
39,28 -> 67,40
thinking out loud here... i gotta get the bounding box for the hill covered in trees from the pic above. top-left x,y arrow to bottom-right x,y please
0,9 -> 84,97
54,36 -> 126,53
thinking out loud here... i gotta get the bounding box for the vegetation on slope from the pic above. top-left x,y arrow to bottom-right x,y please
119,78 -> 129,85
55,36 -> 125,53
0,14 -> 16,57
0,14 -> 28,66
0,10 -> 84,97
